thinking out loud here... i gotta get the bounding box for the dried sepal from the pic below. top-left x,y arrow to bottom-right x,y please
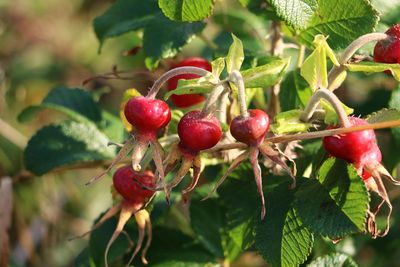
362,167 -> 394,238
127,209 -> 152,266
68,203 -> 122,241
86,138 -> 135,185
249,147 -> 266,219
104,202 -> 137,267
203,151 -> 248,201
259,142 -> 296,188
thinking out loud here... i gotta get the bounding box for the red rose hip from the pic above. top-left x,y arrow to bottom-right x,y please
113,166 -> 156,204
230,109 -> 270,146
178,110 -> 222,152
323,117 -> 377,164
167,57 -> 212,108
374,24 -> 400,65
124,96 -> 171,134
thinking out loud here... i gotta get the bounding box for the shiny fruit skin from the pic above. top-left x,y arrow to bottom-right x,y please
323,117 -> 377,164
374,24 -> 400,65
113,166 -> 155,204
167,57 -> 212,108
124,96 -> 171,134
178,110 -> 222,152
230,109 -> 270,146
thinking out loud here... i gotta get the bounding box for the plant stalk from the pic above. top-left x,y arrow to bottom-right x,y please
230,70 -> 248,117
300,89 -> 351,127
266,120 -> 400,144
327,32 -> 388,90
147,67 -> 212,99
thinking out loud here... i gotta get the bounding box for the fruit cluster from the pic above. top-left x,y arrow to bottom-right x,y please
323,117 -> 399,238
80,25 -> 400,265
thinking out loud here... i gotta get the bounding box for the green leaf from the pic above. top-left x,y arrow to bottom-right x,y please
298,0 -> 379,50
158,0 -> 214,22
146,227 -> 216,267
211,57 -> 225,78
24,121 -> 115,175
295,158 -> 369,238
143,17 -> 205,69
93,0 -> 160,46
163,78 -> 214,100
99,111 -> 125,143
190,198 -> 225,258
255,180 -> 314,267
271,110 -> 311,134
216,164 -> 312,267
280,70 -> 313,111
93,0 -> 204,68
365,108 -> 400,123
300,35 -> 339,90
389,86 -> 400,147
389,85 -> 400,109
18,86 -> 102,123
167,109 -> 184,134
86,212 -> 216,267
345,62 -> 400,81
294,139 -> 324,177
307,253 -> 358,267
266,0 -> 318,30
190,183 -> 248,261
241,58 -> 290,88
213,8 -> 269,38
226,34 -> 244,74
320,99 -> 353,125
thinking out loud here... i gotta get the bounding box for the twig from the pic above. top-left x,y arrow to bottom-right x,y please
327,33 -> 388,90
265,120 -> 400,144
201,83 -> 227,116
267,21 -> 283,116
300,89 -> 351,127
147,67 -> 212,99
229,70 -> 248,117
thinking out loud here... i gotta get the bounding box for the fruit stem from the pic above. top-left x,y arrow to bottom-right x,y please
201,82 -> 227,117
265,120 -> 400,144
327,32 -> 388,90
230,70 -> 248,117
300,88 -> 351,127
205,120 -> 400,152
204,142 -> 247,153
216,90 -> 229,123
147,66 -> 212,99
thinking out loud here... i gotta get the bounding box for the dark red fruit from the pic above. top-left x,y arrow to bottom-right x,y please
374,24 -> 400,66
323,117 -> 377,164
178,110 -> 222,152
113,166 -> 156,204
230,109 -> 270,146
124,96 -> 171,134
167,57 -> 212,108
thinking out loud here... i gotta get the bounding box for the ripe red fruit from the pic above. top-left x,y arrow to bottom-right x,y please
113,166 -> 156,204
230,109 -> 270,146
124,96 -> 171,136
322,117 -> 377,164
374,24 -> 400,65
167,57 -> 212,108
178,110 -> 222,152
